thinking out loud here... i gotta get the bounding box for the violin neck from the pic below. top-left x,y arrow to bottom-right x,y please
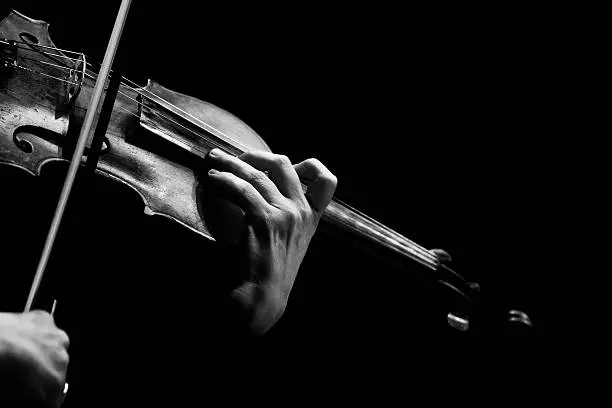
321,199 -> 439,271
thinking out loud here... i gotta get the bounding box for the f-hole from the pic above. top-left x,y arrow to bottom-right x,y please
19,32 -> 39,45
13,125 -> 110,156
19,33 -> 67,68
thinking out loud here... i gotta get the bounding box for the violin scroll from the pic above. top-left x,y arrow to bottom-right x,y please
432,248 -> 534,336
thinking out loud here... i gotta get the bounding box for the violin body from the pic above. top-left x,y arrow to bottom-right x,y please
1,10 -> 270,244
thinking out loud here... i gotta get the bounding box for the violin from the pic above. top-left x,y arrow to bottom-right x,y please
1,4 -> 534,404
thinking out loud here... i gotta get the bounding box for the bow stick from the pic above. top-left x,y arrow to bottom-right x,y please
24,0 -> 133,312
22,2 -> 132,403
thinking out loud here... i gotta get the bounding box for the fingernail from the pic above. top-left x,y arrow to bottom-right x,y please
208,169 -> 218,175
209,148 -> 222,157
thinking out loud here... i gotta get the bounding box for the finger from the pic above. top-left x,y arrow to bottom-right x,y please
28,310 -> 54,326
207,148 -> 284,204
239,150 -> 303,200
57,328 -> 70,348
207,169 -> 273,221
293,158 -> 337,213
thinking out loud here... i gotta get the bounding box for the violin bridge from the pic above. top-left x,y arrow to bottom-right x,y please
56,52 -> 86,117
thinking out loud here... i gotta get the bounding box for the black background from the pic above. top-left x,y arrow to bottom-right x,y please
1,1 -> 553,404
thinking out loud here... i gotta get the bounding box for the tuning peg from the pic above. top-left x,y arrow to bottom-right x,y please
430,248 -> 452,263
505,309 -> 533,336
447,312 -> 470,331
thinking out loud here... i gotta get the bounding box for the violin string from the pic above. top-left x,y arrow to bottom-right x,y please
78,69 -> 251,154
4,40 -> 432,243
8,53 -> 222,153
101,88 -> 233,153
95,81 -> 434,267
5,42 -> 256,154
118,76 -> 253,154
7,40 -> 435,250
334,198 -> 438,262
31,58 -> 82,76
7,61 -> 235,158
7,48 -> 428,257
325,198 -> 438,265
332,197 -> 438,262
12,65 -> 438,267
4,41 -> 460,287
324,203 -> 438,266
11,62 -> 80,86
5,43 -> 440,269
325,211 -> 437,269
4,42 -> 84,67
328,212 -> 438,268
77,56 -> 254,153
5,50 -> 238,153
1,38 -> 86,56
107,89 -> 238,153
11,65 -> 439,268
110,86 -> 440,267
112,47 -> 439,265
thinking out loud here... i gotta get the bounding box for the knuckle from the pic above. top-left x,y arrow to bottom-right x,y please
275,154 -> 292,168
303,158 -> 337,188
281,206 -> 301,226
316,166 -> 338,188
325,172 -> 338,188
29,310 -> 52,324
249,169 -> 268,185
288,207 -> 300,222
57,329 -> 70,347
305,157 -> 323,169
298,205 -> 312,221
32,310 -> 51,318
237,180 -> 250,196
57,348 -> 70,366
239,151 -> 253,162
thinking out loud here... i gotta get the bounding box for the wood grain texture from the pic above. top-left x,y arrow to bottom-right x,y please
1,11 -> 270,243
0,10 -> 69,175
